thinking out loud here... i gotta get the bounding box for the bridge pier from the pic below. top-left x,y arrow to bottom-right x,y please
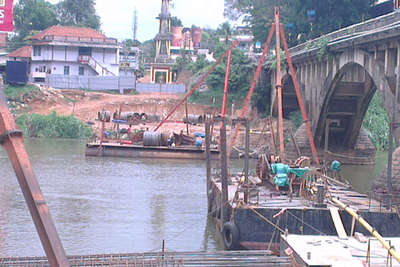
286,123 -> 376,165
269,11 -> 400,165
373,147 -> 400,204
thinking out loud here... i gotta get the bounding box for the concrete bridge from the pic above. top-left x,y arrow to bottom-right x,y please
270,11 -> 400,164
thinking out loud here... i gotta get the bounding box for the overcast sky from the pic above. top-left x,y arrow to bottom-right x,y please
47,0 -> 226,42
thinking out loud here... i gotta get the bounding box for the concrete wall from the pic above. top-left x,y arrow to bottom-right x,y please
46,74 -> 135,94
136,83 -> 186,94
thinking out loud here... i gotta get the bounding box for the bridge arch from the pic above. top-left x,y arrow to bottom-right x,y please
314,61 -> 380,150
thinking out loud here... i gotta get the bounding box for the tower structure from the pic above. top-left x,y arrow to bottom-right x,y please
151,0 -> 174,83
133,8 -> 138,43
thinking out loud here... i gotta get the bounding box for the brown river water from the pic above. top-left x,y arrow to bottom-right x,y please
0,139 -> 388,257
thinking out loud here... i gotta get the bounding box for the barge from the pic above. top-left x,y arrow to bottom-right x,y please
86,141 -> 220,160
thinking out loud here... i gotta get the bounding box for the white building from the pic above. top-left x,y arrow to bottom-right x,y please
9,25 -> 120,82
119,46 -> 140,77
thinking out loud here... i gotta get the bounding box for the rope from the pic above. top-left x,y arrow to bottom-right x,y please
242,203 -> 285,234
267,215 -> 281,251
149,198 -> 234,252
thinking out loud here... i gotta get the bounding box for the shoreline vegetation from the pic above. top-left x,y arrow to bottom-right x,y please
16,112 -> 92,139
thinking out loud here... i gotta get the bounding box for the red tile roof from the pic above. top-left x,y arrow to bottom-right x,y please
8,46 -> 32,58
30,25 -> 107,40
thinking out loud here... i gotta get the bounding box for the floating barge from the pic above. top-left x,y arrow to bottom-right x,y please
208,173 -> 400,253
86,141 -> 220,160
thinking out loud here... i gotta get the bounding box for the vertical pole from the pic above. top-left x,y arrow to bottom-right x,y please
275,7 -> 285,161
324,119 -> 330,164
220,49 -> 232,145
269,116 -> 278,155
244,119 -> 250,203
100,121 -> 105,148
221,49 -> 232,120
185,86 -> 189,135
205,119 -> 211,207
220,119 -> 229,224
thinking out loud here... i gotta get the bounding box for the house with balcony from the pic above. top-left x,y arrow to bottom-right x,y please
9,25 -> 120,82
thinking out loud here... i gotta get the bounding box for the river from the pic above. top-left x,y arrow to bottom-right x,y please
0,139 -> 388,257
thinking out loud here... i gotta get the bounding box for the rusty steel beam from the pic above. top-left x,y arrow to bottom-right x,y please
279,24 -> 320,166
227,24 -> 275,158
154,41 -> 238,132
0,99 -> 70,267
221,49 -> 232,122
275,7 -> 285,161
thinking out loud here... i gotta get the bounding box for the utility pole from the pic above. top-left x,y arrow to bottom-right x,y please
133,7 -> 138,43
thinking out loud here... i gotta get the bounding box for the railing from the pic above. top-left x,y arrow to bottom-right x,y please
78,55 -> 115,76
43,35 -> 118,44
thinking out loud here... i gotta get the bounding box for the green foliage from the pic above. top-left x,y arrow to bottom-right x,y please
362,92 -> 390,150
11,0 -> 59,50
4,85 -> 39,101
190,43 -> 253,108
123,39 -> 141,48
16,112 -> 92,139
56,0 -> 100,30
139,40 -> 156,62
224,0 -> 371,47
207,43 -> 252,96
252,81 -> 271,116
14,0 -> 58,33
201,28 -> 219,51
191,54 -> 210,73
171,16 -> 183,27
217,22 -> 233,44
172,54 -> 193,73
305,37 -> 331,61
9,0 -> 101,50
288,110 -> 303,131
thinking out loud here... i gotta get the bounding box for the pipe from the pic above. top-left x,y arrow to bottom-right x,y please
221,49 -> 232,125
331,197 -> 400,264
279,24 -> 321,166
220,49 -> 232,146
154,41 -> 238,132
228,25 -> 276,158
275,7 -> 285,161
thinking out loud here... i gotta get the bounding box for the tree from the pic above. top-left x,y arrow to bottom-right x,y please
14,0 -> 58,34
10,0 -> 58,50
171,16 -> 183,27
123,39 -> 141,48
224,0 -> 372,47
217,22 -> 233,44
56,0 -> 101,30
201,28 -> 219,51
207,43 -> 253,100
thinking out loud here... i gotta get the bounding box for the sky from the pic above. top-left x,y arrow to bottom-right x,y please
47,0 -> 226,42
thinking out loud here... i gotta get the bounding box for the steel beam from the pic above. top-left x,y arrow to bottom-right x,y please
0,97 -> 69,267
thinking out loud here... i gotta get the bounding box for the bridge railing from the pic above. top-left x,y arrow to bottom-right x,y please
290,11 -> 400,56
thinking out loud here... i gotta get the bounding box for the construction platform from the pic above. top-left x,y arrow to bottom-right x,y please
281,234 -> 400,266
0,251 -> 290,267
86,142 -> 220,160
209,174 -> 400,252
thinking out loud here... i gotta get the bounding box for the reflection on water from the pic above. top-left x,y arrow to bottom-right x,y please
0,139 -> 224,257
0,139 -> 388,257
341,151 -> 388,193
